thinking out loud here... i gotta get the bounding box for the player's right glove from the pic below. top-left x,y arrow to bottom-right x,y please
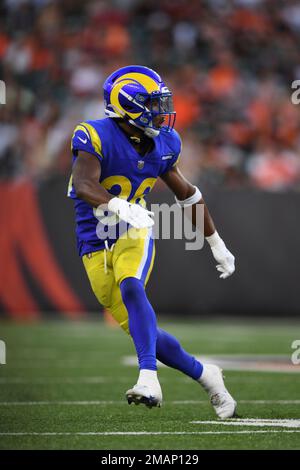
107,197 -> 154,229
206,231 -> 235,279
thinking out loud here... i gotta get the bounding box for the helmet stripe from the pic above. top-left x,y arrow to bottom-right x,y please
115,73 -> 159,94
111,79 -> 142,120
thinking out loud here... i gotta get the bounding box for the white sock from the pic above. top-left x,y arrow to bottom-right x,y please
137,369 -> 159,386
197,363 -> 209,382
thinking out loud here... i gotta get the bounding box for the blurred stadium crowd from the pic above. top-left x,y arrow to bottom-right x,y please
1,0 -> 300,190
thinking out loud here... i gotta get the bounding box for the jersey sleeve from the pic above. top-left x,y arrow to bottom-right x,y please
169,144 -> 181,169
160,129 -> 182,175
71,122 -> 104,162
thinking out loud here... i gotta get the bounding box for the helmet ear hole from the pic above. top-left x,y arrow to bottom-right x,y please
122,103 -> 139,112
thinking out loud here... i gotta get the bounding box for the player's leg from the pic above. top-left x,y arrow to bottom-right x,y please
109,279 -> 236,417
113,227 -> 162,407
120,278 -> 157,371
82,248 -> 132,332
109,283 -> 202,382
119,277 -> 161,407
82,244 -> 235,416
82,244 -> 160,407
156,328 -> 203,379
82,250 -> 115,310
156,328 -> 236,418
82,241 -> 157,373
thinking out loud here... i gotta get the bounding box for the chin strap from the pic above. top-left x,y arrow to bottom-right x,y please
144,127 -> 160,138
105,110 -> 161,138
128,119 -> 160,138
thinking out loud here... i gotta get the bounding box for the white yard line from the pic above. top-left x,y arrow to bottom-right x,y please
191,419 -> 300,429
0,377 -> 108,384
0,400 -> 299,406
172,400 -> 300,405
0,431 -> 300,436
1,362 -> 101,369
0,401 -> 118,405
5,354 -> 300,373
0,376 -> 174,384
122,355 -> 300,373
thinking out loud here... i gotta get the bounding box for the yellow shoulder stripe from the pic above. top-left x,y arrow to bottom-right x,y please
71,122 -> 103,159
82,123 -> 103,158
71,124 -> 89,142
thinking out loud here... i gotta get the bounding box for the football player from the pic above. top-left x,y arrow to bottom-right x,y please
68,65 -> 236,418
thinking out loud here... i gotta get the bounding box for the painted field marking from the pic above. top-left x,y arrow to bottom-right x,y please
0,377 -> 108,384
0,430 -> 300,436
123,355 -> 300,373
0,376 -> 175,384
0,400 -> 299,406
191,419 -> 300,428
5,354 -> 300,373
172,400 -> 300,405
0,401 -> 118,406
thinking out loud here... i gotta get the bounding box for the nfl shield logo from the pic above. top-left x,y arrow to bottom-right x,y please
137,160 -> 144,170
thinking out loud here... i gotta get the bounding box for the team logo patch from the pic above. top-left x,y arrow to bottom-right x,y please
137,160 -> 145,169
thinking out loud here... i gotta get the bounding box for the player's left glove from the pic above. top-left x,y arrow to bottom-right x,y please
206,231 -> 235,279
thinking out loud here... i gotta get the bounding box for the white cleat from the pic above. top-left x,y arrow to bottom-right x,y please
198,364 -> 237,419
126,383 -> 162,409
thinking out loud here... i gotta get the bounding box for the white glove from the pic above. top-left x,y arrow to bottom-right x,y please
107,197 -> 154,229
206,231 -> 235,279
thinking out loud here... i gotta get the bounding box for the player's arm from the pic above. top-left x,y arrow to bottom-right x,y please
160,166 -> 215,237
72,151 -> 154,229
160,166 -> 235,279
72,151 -> 112,206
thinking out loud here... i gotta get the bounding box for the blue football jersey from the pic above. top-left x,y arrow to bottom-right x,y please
68,118 -> 181,256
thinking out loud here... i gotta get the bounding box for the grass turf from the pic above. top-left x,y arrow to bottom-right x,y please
0,318 -> 299,450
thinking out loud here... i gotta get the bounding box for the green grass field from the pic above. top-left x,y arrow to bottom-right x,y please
0,318 -> 299,450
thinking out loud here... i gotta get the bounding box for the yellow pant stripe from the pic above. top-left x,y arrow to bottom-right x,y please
135,229 -> 152,280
